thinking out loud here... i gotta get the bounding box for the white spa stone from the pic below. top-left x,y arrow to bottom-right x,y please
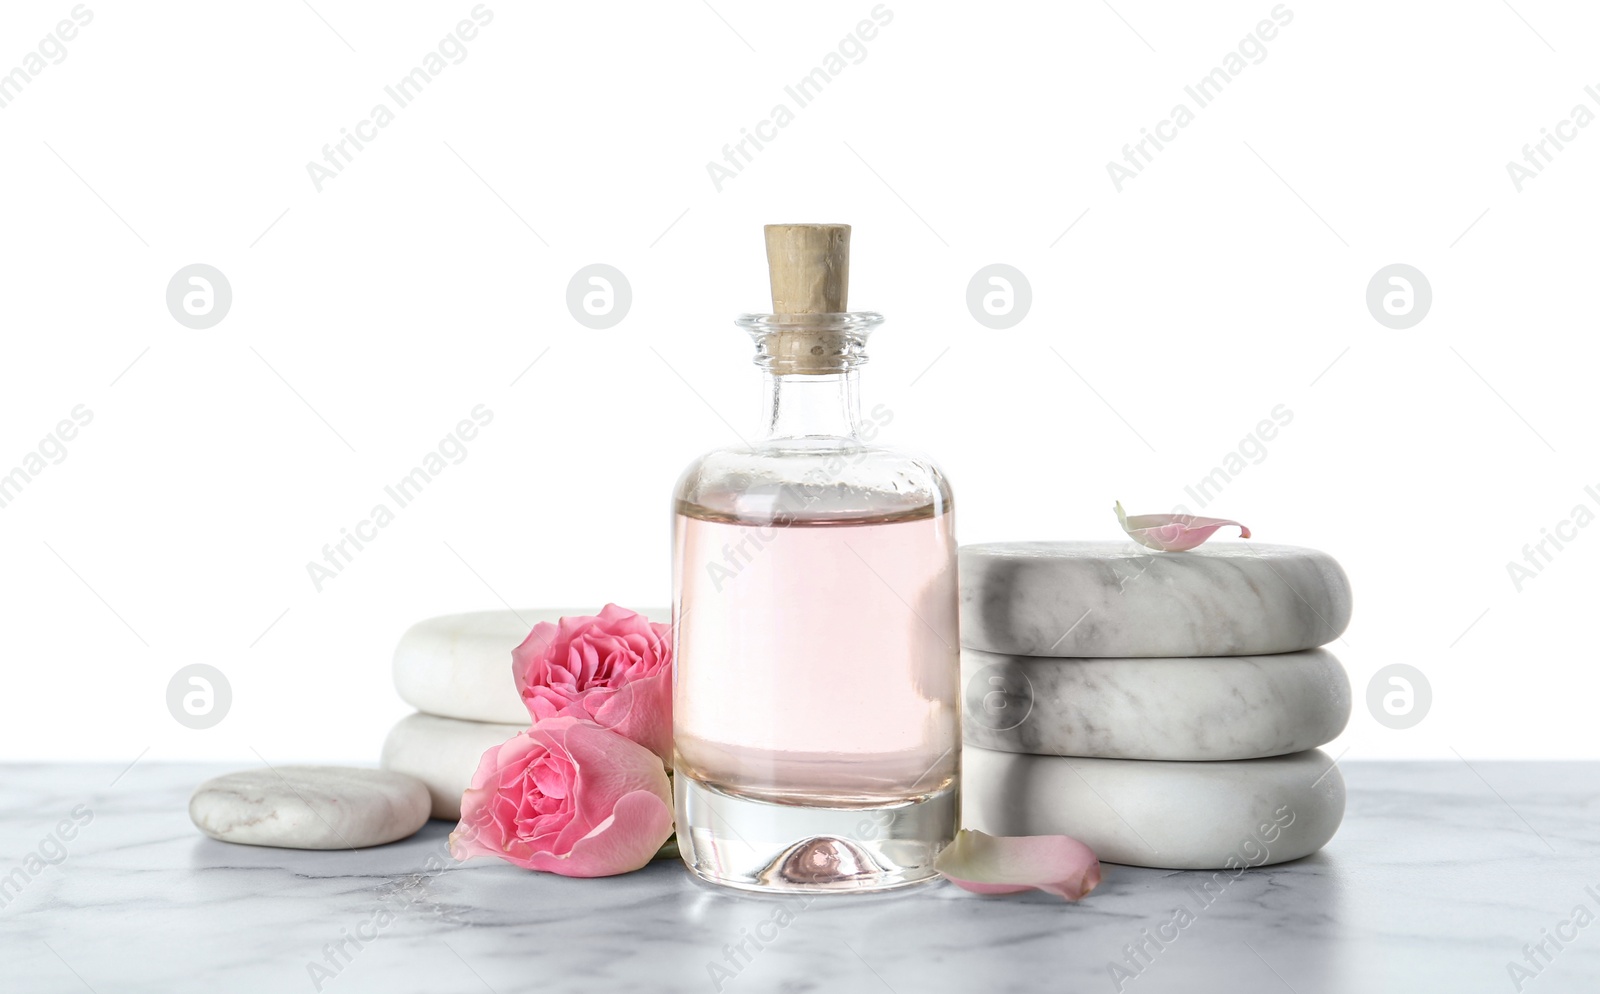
963,746 -> 1345,869
392,607 -> 670,724
963,647 -> 1350,761
960,541 -> 1351,657
380,712 -> 528,819
189,766 -> 430,849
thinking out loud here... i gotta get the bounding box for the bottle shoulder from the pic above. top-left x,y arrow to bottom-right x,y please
674,441 -> 954,525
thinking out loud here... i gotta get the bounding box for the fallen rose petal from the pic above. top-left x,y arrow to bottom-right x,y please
934,829 -> 1102,901
1115,500 -> 1250,552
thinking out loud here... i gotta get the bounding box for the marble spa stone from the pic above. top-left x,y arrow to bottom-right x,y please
959,541 -> 1351,657
963,746 -> 1345,869
962,647 -> 1350,761
392,607 -> 670,724
381,712 -> 528,820
189,766 -> 430,850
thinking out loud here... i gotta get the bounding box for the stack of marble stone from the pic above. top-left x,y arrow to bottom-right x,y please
958,541 -> 1353,869
381,608 -> 668,819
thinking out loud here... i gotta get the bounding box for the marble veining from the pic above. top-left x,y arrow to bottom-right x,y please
188,766 -> 431,850
963,647 -> 1350,760
960,541 -> 1352,658
4,762 -> 1598,993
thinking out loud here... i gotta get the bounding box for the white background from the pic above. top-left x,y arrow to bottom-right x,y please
1,0 -> 1594,765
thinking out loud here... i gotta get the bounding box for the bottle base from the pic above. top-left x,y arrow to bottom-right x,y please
675,775 -> 956,894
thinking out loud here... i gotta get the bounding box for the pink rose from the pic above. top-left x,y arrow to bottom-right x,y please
512,604 -> 673,765
448,717 -> 673,877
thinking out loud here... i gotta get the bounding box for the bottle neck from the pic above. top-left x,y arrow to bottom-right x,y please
761,370 -> 862,441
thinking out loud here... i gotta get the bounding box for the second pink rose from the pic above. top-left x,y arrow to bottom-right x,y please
511,604 -> 674,765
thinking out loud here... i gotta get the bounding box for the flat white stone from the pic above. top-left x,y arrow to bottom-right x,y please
392,607 -> 670,724
380,712 -> 527,819
960,541 -> 1351,657
964,647 -> 1350,761
189,766 -> 430,850
963,747 -> 1344,869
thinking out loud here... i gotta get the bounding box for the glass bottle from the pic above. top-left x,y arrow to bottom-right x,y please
672,224 -> 959,893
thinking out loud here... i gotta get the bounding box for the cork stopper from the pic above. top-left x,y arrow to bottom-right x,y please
760,224 -> 856,375
764,224 -> 850,313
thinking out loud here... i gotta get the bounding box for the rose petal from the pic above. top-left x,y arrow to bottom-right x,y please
550,720 -> 670,856
511,622 -> 560,699
1114,500 -> 1250,552
934,830 -> 1102,901
549,789 -> 675,877
589,670 -> 674,765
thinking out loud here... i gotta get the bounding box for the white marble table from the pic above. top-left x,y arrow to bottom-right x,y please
3,762 -> 1597,993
